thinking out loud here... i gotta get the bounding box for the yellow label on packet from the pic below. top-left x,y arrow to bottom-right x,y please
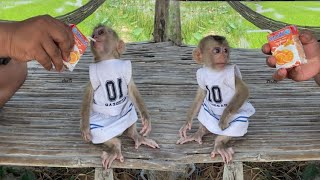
63,24 -> 89,71
267,25 -> 307,69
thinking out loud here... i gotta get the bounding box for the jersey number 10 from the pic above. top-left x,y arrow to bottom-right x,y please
106,78 -> 123,102
206,85 -> 222,103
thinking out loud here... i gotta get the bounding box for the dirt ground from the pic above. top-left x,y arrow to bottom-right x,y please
1,161 -> 320,180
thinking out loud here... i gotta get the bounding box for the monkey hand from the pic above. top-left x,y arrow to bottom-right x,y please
219,109 -> 232,130
81,126 -> 92,142
178,122 -> 192,139
140,116 -> 151,137
219,120 -> 229,131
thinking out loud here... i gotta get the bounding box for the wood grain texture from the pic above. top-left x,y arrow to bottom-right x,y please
1,42 -> 320,171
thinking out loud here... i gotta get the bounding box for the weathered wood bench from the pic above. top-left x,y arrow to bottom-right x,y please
1,42 -> 320,179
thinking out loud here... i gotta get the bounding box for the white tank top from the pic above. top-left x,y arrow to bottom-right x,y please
89,59 -> 132,116
197,64 -> 243,115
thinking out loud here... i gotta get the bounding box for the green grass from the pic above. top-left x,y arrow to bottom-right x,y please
0,0 -> 90,20
0,1 -> 319,48
180,1 -> 320,48
77,0 -> 155,42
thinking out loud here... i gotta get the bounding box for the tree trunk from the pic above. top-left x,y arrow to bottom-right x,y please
153,0 -> 170,42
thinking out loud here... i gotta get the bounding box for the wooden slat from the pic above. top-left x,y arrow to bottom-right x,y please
0,42 -> 320,171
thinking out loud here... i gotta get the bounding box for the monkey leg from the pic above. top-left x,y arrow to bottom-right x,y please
126,123 -> 159,149
176,124 -> 209,144
211,135 -> 234,164
101,137 -> 124,170
0,60 -> 27,108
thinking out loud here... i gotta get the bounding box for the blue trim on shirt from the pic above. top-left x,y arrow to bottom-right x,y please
202,103 -> 248,124
90,103 -> 134,130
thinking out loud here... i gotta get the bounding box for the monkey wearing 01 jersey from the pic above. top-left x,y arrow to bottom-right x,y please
80,25 -> 159,170
177,35 -> 255,164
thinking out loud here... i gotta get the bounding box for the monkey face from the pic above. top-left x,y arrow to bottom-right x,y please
91,26 -> 117,56
202,41 -> 229,70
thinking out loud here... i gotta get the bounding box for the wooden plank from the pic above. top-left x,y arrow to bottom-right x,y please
95,168 -> 113,180
0,42 -> 320,171
223,162 -> 243,180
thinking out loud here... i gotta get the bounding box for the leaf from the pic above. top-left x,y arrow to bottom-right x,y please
132,28 -> 143,37
193,32 -> 202,41
208,20 -> 214,24
21,170 -> 36,180
302,163 -> 320,180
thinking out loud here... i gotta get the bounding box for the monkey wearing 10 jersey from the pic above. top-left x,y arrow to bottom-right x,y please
80,25 -> 159,170
177,35 -> 255,164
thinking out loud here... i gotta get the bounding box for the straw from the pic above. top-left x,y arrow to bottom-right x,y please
87,36 -> 96,42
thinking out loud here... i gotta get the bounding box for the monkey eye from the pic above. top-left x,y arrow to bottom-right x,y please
213,47 -> 229,54
98,29 -> 104,35
213,47 -> 221,54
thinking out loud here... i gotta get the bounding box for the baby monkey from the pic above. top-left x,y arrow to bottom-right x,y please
81,25 -> 159,170
177,35 -> 255,163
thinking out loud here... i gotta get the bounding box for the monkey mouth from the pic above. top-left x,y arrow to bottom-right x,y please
215,63 -> 226,65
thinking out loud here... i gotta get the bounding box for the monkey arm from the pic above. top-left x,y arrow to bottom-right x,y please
80,82 -> 94,131
219,77 -> 249,129
186,87 -> 206,124
128,78 -> 151,136
178,87 -> 206,139
128,78 -> 149,119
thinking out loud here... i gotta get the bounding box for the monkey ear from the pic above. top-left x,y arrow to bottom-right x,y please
192,48 -> 203,64
117,40 -> 126,55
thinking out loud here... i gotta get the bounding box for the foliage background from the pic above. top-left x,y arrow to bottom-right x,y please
1,0 -> 319,48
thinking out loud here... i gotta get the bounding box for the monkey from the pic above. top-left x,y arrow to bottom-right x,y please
176,35 -> 255,164
80,25 -> 159,170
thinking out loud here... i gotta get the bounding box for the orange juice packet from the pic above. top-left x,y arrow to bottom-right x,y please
63,24 -> 89,71
267,25 -> 307,69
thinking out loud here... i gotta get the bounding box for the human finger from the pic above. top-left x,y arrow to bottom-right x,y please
45,17 -> 74,61
261,43 -> 272,55
272,68 -> 287,81
266,56 -> 277,68
35,46 -> 53,71
49,18 -> 74,61
299,30 -> 318,45
41,36 -> 64,71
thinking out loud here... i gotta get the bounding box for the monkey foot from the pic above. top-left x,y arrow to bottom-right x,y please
134,136 -> 160,149
101,150 -> 124,170
211,147 -> 234,164
176,135 -> 203,145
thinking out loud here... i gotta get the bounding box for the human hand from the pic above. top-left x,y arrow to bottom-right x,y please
4,15 -> 74,71
262,30 -> 320,81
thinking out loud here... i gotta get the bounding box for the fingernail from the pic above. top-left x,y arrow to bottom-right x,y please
64,56 -> 70,62
278,69 -> 285,76
300,32 -> 311,42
